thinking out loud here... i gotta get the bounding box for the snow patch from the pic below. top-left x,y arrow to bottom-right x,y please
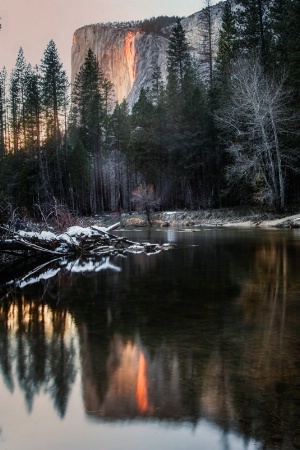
19,230 -> 58,241
127,245 -> 145,253
17,226 -> 109,244
64,226 -> 93,237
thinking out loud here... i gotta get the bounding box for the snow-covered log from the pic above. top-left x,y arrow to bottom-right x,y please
0,223 -> 175,260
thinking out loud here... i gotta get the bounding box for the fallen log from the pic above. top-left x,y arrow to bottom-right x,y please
0,223 -> 175,261
105,222 -> 121,232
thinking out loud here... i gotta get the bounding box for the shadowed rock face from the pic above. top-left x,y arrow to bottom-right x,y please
71,3 -> 224,108
126,32 -> 169,108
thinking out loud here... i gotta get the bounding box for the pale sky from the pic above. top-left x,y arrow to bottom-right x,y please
0,0 -> 215,79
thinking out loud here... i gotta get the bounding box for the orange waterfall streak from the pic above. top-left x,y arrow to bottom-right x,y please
136,352 -> 149,413
124,31 -> 139,86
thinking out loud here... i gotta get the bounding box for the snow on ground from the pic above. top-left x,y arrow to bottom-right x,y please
62,225 -> 107,237
19,230 -> 58,240
17,225 -> 110,249
59,226 -> 109,245
18,226 -> 109,243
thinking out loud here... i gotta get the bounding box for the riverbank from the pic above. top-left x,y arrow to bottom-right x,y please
1,207 -> 300,269
91,208 -> 300,229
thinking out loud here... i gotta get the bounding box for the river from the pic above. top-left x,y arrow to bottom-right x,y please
1,227 -> 300,450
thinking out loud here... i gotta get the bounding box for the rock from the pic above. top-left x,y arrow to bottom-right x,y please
71,25 -> 168,109
71,3 -> 224,109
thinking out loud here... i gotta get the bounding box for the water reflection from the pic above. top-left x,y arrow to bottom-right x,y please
227,238 -> 300,449
1,230 -> 300,449
0,299 -> 77,417
81,333 -> 184,420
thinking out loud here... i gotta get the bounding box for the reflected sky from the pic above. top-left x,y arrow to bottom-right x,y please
0,373 -> 258,450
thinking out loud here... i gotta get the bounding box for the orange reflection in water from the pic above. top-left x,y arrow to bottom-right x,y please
92,337 -> 154,417
136,352 -> 149,413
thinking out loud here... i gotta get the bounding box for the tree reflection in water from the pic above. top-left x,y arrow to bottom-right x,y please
1,231 -> 300,449
0,299 -> 77,417
228,238 -> 300,449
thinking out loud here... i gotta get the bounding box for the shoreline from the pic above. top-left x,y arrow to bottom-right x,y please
1,208 -> 300,270
105,209 -> 300,230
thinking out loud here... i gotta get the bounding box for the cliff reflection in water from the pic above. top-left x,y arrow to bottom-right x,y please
1,231 -> 300,449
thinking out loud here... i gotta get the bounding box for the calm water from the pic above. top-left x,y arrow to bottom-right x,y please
1,228 -> 300,450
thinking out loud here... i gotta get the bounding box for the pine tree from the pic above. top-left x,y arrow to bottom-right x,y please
69,48 -> 110,212
24,65 -> 41,154
0,68 -> 7,156
277,0 -> 300,202
9,48 -> 27,152
70,49 -> 105,153
200,0 -> 216,90
166,19 -> 192,132
9,69 -> 20,153
15,48 -> 27,148
165,19 -> 219,208
130,88 -> 156,182
40,40 -> 68,201
216,0 -> 237,76
269,0 -> 290,68
151,66 -> 165,106
235,0 -> 271,67
167,19 -> 190,94
111,100 -> 131,154
214,0 -> 238,110
131,88 -> 154,130
104,100 -> 132,211
101,78 -> 114,117
40,40 -> 68,140
68,140 -> 90,213
269,1 -> 300,145
285,0 -> 300,102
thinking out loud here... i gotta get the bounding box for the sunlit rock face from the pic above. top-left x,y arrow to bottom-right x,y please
71,3 -> 223,108
72,24 -> 168,108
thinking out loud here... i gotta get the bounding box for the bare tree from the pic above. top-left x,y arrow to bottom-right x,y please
216,57 -> 294,208
132,183 -> 161,226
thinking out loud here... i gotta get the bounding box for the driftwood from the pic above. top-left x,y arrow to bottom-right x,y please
0,222 -> 176,300
0,222 -> 175,260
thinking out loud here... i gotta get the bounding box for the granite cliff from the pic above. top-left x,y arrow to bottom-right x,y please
71,3 -> 224,108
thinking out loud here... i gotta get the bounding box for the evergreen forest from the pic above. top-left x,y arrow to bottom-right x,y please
0,0 -> 300,219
